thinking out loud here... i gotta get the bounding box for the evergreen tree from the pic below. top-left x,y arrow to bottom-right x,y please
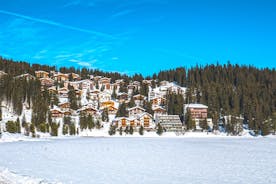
119,126 -> 123,135
125,125 -> 130,134
199,119 -> 208,132
108,125 -> 116,136
128,97 -> 135,108
100,85 -> 105,91
234,117 -> 243,135
185,110 -> 195,130
96,120 -> 101,129
69,123 -> 76,135
143,101 -> 153,116
6,121 -> 17,133
79,114 -> 88,130
39,123 -> 47,133
212,111 -> 219,131
129,125 -> 134,135
139,125 -> 144,135
30,123 -> 36,137
50,122 -> 59,136
102,108 -> 109,122
0,108 -> 2,121
111,87 -> 117,99
167,93 -> 184,115
16,117 -> 21,133
261,120 -> 271,136
68,85 -> 78,110
87,114 -> 95,130
156,123 -> 163,136
116,102 -> 128,117
119,83 -> 127,93
48,111 -> 52,124
272,112 -> 276,135
62,124 -> 69,135
63,116 -> 72,125
140,83 -> 149,96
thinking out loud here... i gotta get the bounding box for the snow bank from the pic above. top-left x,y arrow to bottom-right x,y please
0,132 -> 54,144
0,168 -> 60,184
0,133 -> 34,143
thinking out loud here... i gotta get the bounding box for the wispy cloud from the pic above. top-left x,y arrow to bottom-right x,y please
0,9 -> 114,39
111,9 -> 134,19
111,57 -> 119,60
33,49 -> 48,59
69,59 -> 97,68
63,0 -> 96,8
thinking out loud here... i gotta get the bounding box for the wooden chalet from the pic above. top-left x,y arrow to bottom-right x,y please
35,71 -> 49,78
58,102 -> 71,111
40,78 -> 54,87
128,106 -> 146,117
152,106 -> 167,119
14,73 -> 36,81
133,94 -> 146,105
54,73 -> 69,82
78,106 -> 97,116
50,109 -> 64,118
117,92 -> 128,103
150,96 -> 167,106
98,77 -> 111,90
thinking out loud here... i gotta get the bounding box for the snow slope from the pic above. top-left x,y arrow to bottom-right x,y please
0,168 -> 59,184
0,137 -> 276,184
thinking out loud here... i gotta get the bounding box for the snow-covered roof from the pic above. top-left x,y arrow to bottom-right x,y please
136,112 -> 153,119
185,103 -> 208,109
133,94 -> 145,98
152,106 -> 166,111
35,70 -> 49,74
58,102 -> 70,106
128,106 -> 146,111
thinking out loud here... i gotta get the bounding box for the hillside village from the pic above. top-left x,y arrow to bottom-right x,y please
1,58 -> 276,138
0,69 -> 217,137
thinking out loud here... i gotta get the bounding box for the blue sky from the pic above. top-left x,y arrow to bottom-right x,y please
0,0 -> 275,76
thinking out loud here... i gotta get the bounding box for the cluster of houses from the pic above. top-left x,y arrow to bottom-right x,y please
1,70 -> 213,133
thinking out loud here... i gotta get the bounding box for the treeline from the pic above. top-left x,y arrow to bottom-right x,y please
186,63 -> 276,134
0,57 -> 133,82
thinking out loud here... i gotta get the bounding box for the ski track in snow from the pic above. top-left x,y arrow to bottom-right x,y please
0,137 -> 276,184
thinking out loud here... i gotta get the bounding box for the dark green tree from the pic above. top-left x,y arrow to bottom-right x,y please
16,117 -> 21,133
62,124 -> 69,135
119,126 -> 123,135
5,121 -> 17,133
102,108 -> 109,122
87,114 -> 95,130
139,125 -> 144,135
69,123 -> 76,135
128,97 -> 135,108
116,102 -> 128,117
108,125 -> 116,136
156,123 -> 163,136
129,125 -> 134,135
68,85 -> 78,110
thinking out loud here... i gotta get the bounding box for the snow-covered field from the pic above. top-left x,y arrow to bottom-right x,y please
0,137 -> 276,184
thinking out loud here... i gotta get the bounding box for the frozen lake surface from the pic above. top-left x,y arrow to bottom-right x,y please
0,137 -> 276,184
